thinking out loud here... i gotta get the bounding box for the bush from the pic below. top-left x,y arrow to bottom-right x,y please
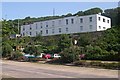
2,42 -> 13,58
60,47 -> 80,63
74,60 -> 89,66
73,60 -> 120,70
12,51 -> 23,60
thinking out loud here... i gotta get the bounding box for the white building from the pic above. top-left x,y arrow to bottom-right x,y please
20,14 -> 111,37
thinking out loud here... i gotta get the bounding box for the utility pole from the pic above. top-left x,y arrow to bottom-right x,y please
53,8 -> 55,16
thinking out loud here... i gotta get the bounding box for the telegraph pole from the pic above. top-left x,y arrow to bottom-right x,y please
53,8 -> 55,16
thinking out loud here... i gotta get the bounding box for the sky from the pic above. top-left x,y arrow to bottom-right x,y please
2,2 -> 118,20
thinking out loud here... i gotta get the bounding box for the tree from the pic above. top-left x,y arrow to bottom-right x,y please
2,42 -> 13,58
23,45 -> 42,57
65,13 -> 72,17
84,7 -> 103,15
73,11 -> 84,16
78,33 -> 92,47
58,34 -> 71,52
60,47 -> 80,63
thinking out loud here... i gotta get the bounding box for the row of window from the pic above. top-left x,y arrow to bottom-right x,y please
80,25 -> 106,31
23,25 -> 106,36
99,26 -> 106,29
98,17 -> 109,23
80,25 -> 93,31
22,27 -> 69,36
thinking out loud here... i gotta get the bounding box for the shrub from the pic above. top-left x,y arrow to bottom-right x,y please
60,47 -> 80,63
2,42 -> 13,58
12,51 -> 23,60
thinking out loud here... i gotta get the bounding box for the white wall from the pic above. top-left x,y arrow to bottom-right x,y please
20,14 -> 111,37
96,14 -> 111,31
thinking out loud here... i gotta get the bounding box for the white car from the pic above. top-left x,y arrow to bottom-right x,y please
53,54 -> 61,58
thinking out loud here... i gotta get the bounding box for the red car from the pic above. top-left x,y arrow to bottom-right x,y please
43,54 -> 51,59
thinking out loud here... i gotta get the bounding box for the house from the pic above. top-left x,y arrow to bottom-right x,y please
20,14 -> 111,37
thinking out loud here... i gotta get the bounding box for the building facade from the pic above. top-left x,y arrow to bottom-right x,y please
20,14 -> 111,37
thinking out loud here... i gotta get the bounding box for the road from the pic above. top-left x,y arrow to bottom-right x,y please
1,60 -> 118,78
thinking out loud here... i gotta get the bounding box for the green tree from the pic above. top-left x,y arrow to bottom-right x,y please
84,7 -> 103,15
78,33 -> 92,47
2,42 -> 13,58
23,45 -> 42,57
58,34 -> 71,52
60,47 -> 80,63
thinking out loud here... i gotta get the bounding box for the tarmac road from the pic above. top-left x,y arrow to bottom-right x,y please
1,60 -> 118,78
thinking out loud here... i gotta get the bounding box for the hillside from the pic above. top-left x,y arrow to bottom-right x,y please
1,7 -> 120,61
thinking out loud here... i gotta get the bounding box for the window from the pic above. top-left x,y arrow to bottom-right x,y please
80,18 -> 83,23
36,23 -> 37,29
59,20 -> 61,25
89,25 -> 92,29
52,21 -> 55,26
23,27 -> 25,31
41,23 -> 43,28
71,18 -> 74,24
52,29 -> 54,34
98,17 -> 101,21
103,18 -> 105,22
66,19 -> 68,25
46,25 -> 48,27
80,26 -> 83,31
46,30 -> 48,34
107,20 -> 109,23
36,31 -> 38,35
30,32 -> 32,35
30,27 -> 32,30
99,26 -> 101,29
41,26 -> 43,28
103,27 -> 106,29
40,30 -> 43,34
46,22 -> 48,27
59,28 -> 61,33
66,28 -> 68,32
89,17 -> 92,22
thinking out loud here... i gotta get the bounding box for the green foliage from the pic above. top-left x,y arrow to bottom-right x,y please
23,45 -> 42,56
74,60 -> 119,70
74,8 -> 102,16
58,34 -> 71,52
78,34 -> 92,47
84,8 -> 103,15
2,20 -> 18,37
12,51 -> 23,60
2,42 -> 13,57
60,47 -> 80,63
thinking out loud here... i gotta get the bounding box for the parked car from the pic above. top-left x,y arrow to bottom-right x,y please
52,54 -> 61,58
36,53 -> 45,58
43,54 -> 51,59
23,54 -> 35,61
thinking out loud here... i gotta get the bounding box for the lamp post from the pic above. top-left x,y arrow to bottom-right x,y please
70,34 -> 79,62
